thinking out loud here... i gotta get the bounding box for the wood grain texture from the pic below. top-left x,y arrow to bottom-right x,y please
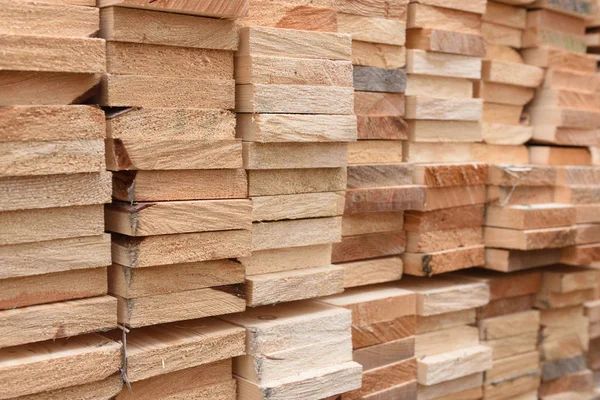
406,28 -> 486,57
409,0 -> 486,14
352,315 -> 416,349
415,325 -> 479,357
408,3 -> 481,34
251,217 -> 341,251
417,373 -> 483,400
407,49 -> 482,79
522,46 -> 596,73
475,81 -> 535,106
412,163 -> 487,187
485,248 -> 561,273
353,66 -> 407,93
347,164 -> 413,189
403,245 -> 485,276
404,205 -> 484,232
240,244 -> 332,276
340,256 -> 404,288
252,191 -> 345,222
343,358 -> 416,399
484,226 -> 577,250
352,336 -> 414,371
406,227 -> 482,253
248,168 -> 346,196
482,60 -> 545,88
417,345 -> 493,386
338,12 -> 406,45
333,231 -> 406,263
18,375 -> 122,400
485,204 -> 576,230
407,74 -> 473,99
354,91 -> 405,115
238,114 -> 356,142
243,142 -> 348,169
357,115 -> 408,139
237,0 -> 337,32
344,185 -> 425,214
416,309 -> 476,334
97,0 -> 249,18
352,41 -> 406,69
405,96 -> 482,121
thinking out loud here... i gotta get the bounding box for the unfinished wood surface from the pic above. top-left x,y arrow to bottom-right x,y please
539,369 -> 594,397
532,126 -> 598,146
484,374 -> 541,400
117,287 -> 246,328
0,235 -> 110,279
408,120 -> 482,142
482,123 -> 532,145
344,186 -> 425,214
340,256 -> 404,288
100,7 -> 237,49
556,186 -> 600,204
415,325 -> 479,357
403,245 -> 485,276
522,46 -> 596,73
337,12 -> 406,45
97,0 -> 248,17
352,336 -> 414,371
535,288 -> 596,309
352,315 -> 416,350
527,0 -> 596,18
539,264 -> 599,293
237,114 -> 356,142
417,373 -> 483,400
321,284 -> 415,326
18,375 -> 122,400
253,192 -> 344,222
107,107 -> 235,141
406,49 -> 482,79
475,81 -> 535,106
354,91 -> 405,116
409,0 -> 486,14
360,380 -> 417,400
113,169 -> 247,202
348,140 -> 403,164
240,244 -> 332,276
407,224 -> 481,252
482,60 -> 544,87
523,27 -> 586,53
484,1 -> 527,28
333,231 -> 406,263
0,267 -> 106,310
417,309 -> 476,336
406,29 -> 486,57
487,185 -> 555,205
575,204 -> 600,223
0,205 -> 103,246
543,68 -> 598,94
485,248 -> 561,272
0,296 -> 116,348
419,185 -> 486,211
406,75 -> 474,99
332,0 -> 408,18
482,21 -> 522,47
482,102 -> 523,125
0,334 -> 121,399
404,205 -> 484,232
236,84 -> 353,114
483,331 -> 538,360
561,243 -> 600,266
252,217 -> 341,251
0,71 -> 100,106
101,75 -> 234,109
352,41 -> 406,69
485,351 -> 540,384
531,88 -> 600,110
542,354 -> 587,382
408,3 -> 481,34
412,163 -> 487,187
405,96 -> 482,121
106,199 -> 251,236
479,310 -> 540,340
238,26 -> 351,61
487,163 -> 556,186
347,164 -> 412,189
248,168 -> 346,196
108,260 -> 244,298
453,268 -> 541,300
236,361 -> 362,400
243,142 -> 347,170
484,226 -> 577,250
342,211 -> 404,236
237,1 -> 336,32
352,66 -> 406,93
343,358 -> 416,399
417,345 -> 493,386
112,230 -> 250,268
357,115 -> 408,140
400,276 -> 489,316
530,146 -> 592,166
527,8 -> 585,36
245,266 -> 344,306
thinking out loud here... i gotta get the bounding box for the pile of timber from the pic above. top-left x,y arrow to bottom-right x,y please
333,0 -> 417,289
97,1 -> 251,398
535,265 -> 599,399
0,1 -> 122,398
221,301 -> 362,399
586,299 -> 600,398
484,163 -> 579,272
524,0 -> 600,163
235,24 -> 356,305
321,284 -> 417,398
454,269 -> 543,399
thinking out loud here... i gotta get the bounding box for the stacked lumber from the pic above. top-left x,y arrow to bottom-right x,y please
0,1 -> 122,398
535,265 -> 599,399
402,276 -> 493,399
332,0 -> 416,288
235,25 -> 356,305
524,1 -> 600,161
221,301 -> 362,399
586,299 -> 600,398
484,163 -> 579,272
454,269 -> 543,399
97,2 -> 250,397
557,166 -> 600,266
483,0 -> 533,49
402,163 -> 488,276
320,284 -> 417,398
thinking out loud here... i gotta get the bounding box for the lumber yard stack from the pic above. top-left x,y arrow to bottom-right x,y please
333,0 -> 417,289
585,299 -> 600,398
97,1 -> 251,398
0,1 -> 122,398
235,3 -> 355,307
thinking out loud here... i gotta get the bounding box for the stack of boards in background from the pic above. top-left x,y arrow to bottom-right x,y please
333,0 -> 418,289
585,298 -> 600,398
0,2 -> 122,398
97,1 -> 249,398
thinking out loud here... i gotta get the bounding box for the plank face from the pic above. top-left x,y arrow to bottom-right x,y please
97,0 -> 249,18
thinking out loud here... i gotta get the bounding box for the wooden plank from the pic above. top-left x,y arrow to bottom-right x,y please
241,244 -> 332,276
406,75 -> 474,99
408,3 -> 482,34
19,375 -> 122,400
555,166 -> 600,186
354,91 -> 405,115
403,245 -> 485,276
236,55 -> 352,86
485,248 -> 561,272
535,288 -> 596,309
347,164 -> 413,189
106,200 -> 251,236
556,186 -> 600,204
523,27 -> 586,53
237,1 -> 336,32
484,226 -> 577,250
542,354 -> 587,382
236,84 -> 353,114
248,168 -> 346,196
97,0 -> 248,18
337,13 -> 406,45
253,192 -> 344,222
561,243 -> 600,266
527,0 -> 596,18
352,315 -> 416,349
485,351 -> 540,384
348,140 -> 404,164
485,204 -> 575,230
406,49 -> 482,79
0,334 -> 121,399
417,373 -> 483,400
0,205 -> 103,246
352,41 -> 406,69
539,264 -> 599,293
482,123 -> 532,145
243,142 -> 347,169
0,235 -> 110,279
487,164 -> 556,186
484,1 -> 527,28
543,68 -> 599,93
342,358 -> 416,399
482,102 -> 523,125
530,146 -> 592,166
408,120 -> 482,142
406,227 -> 482,253
483,374 -> 541,400
405,96 -> 482,121
358,115 -> 406,140
539,369 -> 594,397
237,114 -> 357,142
416,308 -> 476,334
404,142 -> 529,164
0,296 -> 116,348
482,60 -> 545,87
419,185 -> 486,211
238,26 -> 352,60
404,205 -> 484,232
415,325 -> 480,357
522,46 -> 596,73
479,310 -> 540,340
117,288 -> 246,328
344,186 -> 425,214
252,217 -> 341,251
342,211 -> 405,236
108,260 -> 244,298
0,71 -> 100,106
475,81 -> 535,106
333,231 -> 406,263
100,7 -> 237,50
453,269 -> 541,301
531,126 -> 598,146
417,345 -> 493,386
352,336 -> 414,371
244,266 -> 344,306
113,170 -> 247,202
353,66 -> 407,93
482,21 -> 522,47
332,0 -> 409,19
528,8 -> 586,36
0,267 -> 107,310
406,29 -> 486,57
340,256 -> 404,288
487,185 -> 555,205
409,0 -> 485,13
530,88 -> 600,110
483,331 -> 538,360
0,35 -> 105,74
361,380 -> 417,400
575,204 -> 600,223
101,75 -> 234,109
412,163 -> 487,187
